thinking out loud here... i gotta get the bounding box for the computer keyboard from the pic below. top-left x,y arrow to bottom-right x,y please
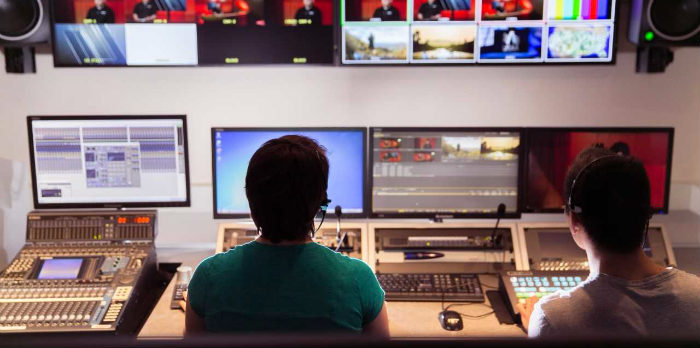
376,273 -> 484,302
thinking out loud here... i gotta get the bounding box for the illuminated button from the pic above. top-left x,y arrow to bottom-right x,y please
510,277 -> 518,283
575,277 -> 582,282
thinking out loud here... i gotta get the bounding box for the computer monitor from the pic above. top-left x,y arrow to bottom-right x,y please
370,128 -> 523,218
524,128 -> 673,214
27,115 -> 190,208
212,128 -> 367,218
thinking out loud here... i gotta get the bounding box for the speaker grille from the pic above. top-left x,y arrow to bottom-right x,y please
648,0 -> 700,41
0,0 -> 43,41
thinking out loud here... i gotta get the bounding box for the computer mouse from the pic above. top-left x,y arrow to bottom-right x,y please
438,310 -> 463,331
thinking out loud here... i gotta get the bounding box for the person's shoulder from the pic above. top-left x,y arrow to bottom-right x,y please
538,278 -> 599,315
666,268 -> 700,292
308,243 -> 373,274
196,244 -> 251,273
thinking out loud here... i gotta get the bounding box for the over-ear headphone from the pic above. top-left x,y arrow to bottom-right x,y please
567,155 -> 619,214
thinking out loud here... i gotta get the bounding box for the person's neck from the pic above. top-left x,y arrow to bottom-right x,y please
383,5 -> 391,9
305,5 -> 313,10
256,236 -> 312,245
587,248 -> 667,280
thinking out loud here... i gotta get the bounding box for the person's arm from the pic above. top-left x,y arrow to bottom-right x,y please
133,12 -> 140,22
517,296 -> 554,337
363,302 -> 389,339
185,295 -> 206,335
516,296 -> 537,332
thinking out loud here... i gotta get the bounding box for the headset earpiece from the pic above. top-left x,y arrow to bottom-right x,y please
567,155 -> 619,215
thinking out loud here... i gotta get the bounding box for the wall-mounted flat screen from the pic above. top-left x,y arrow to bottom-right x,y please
51,0 -> 199,66
195,0 -> 335,64
341,0 -> 616,64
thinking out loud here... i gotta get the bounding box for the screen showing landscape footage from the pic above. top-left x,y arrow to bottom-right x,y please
52,0 -> 199,66
525,130 -> 672,213
371,129 -> 521,216
341,0 -> 615,64
195,0 -> 334,64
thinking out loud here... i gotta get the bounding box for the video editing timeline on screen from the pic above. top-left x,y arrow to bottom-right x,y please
0,211 -> 157,333
29,117 -> 189,207
342,0 -> 616,64
524,128 -> 674,213
212,128 -> 366,218
371,128 -> 520,217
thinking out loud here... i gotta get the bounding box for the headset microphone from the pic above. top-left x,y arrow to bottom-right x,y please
334,206 -> 346,252
490,203 -> 506,248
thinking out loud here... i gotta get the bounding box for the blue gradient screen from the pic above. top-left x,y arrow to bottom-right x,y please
214,130 -> 365,216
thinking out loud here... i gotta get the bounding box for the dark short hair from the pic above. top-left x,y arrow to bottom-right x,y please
245,135 -> 329,243
564,146 -> 652,253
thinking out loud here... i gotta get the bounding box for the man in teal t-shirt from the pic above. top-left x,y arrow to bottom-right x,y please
185,135 -> 389,336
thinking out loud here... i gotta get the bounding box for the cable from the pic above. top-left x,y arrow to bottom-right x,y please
438,281 -> 494,321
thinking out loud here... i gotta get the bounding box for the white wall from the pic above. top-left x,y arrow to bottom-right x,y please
1,43 -> 699,264
1,48 -> 699,185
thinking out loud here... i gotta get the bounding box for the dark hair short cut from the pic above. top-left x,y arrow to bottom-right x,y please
245,135 -> 329,244
564,146 -> 652,254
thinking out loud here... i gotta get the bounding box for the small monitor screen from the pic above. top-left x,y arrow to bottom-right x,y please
371,128 -> 521,217
28,116 -> 190,208
341,0 -> 615,65
524,128 -> 673,213
51,0 -> 198,66
37,258 -> 84,280
538,231 -> 582,258
213,128 -> 366,217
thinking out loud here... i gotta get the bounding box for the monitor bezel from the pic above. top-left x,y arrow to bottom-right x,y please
368,127 -> 524,219
27,115 -> 192,209
522,127 -> 675,214
211,127 -> 369,219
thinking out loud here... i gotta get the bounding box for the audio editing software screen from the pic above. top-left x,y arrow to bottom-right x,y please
342,0 -> 616,64
524,128 -> 673,213
371,128 -> 521,216
29,117 -> 189,206
196,0 -> 335,64
52,0 -> 198,66
213,129 -> 365,217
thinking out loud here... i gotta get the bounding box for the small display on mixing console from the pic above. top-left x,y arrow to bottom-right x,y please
117,216 -> 151,224
36,258 -> 84,280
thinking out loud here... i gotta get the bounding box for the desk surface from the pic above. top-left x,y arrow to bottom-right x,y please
138,272 -> 525,339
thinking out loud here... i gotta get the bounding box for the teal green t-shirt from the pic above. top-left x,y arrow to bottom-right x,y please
187,241 -> 385,333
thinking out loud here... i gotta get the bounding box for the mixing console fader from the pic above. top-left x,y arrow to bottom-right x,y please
0,210 -> 158,334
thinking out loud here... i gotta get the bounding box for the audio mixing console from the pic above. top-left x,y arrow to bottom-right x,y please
0,210 -> 158,334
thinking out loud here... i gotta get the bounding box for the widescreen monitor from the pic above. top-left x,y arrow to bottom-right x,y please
341,0 -> 616,65
370,127 -> 523,218
213,128 -> 367,218
524,127 -> 673,214
27,115 -> 190,208
195,0 -> 335,64
51,0 -> 199,66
